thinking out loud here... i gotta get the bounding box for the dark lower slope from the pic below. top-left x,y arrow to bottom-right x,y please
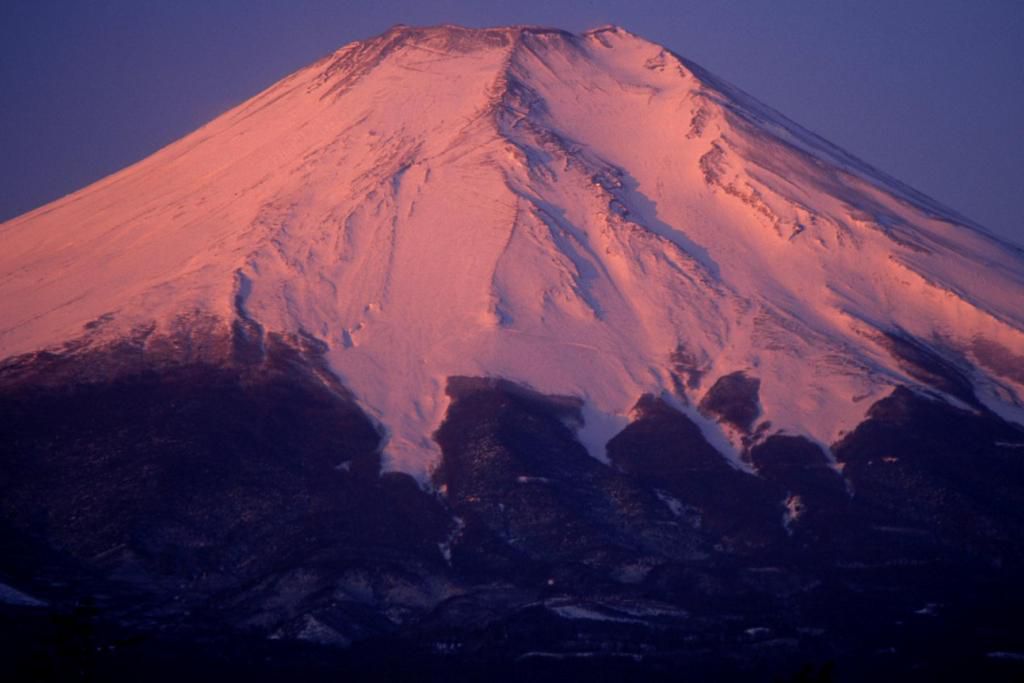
609,393 -> 785,552
2,337 -> 1024,681
834,387 -> 1024,567
433,377 -> 706,581
0,329 -> 454,648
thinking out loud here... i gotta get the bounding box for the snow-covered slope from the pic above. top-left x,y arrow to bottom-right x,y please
2,24 -> 1023,479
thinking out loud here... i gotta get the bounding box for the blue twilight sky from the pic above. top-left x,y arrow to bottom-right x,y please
1,0 -> 1021,245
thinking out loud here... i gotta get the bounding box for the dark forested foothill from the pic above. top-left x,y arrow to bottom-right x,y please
2,338 -> 1024,681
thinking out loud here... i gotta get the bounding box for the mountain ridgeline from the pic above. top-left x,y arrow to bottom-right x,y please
1,24 -> 1024,681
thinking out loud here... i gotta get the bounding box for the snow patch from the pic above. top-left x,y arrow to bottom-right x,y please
438,515 -> 465,565
545,599 -> 647,625
986,651 -> 1024,662
0,582 -> 46,607
576,403 -> 630,464
782,494 -> 805,534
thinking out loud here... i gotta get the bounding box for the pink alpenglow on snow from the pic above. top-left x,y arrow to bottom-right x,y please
1,25 -> 1022,480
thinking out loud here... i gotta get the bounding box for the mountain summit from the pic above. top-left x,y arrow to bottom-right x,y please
2,24 -> 1022,477
3,26 -> 1024,677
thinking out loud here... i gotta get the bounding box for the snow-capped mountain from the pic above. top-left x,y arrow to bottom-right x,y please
2,25 -> 1024,679
3,24 -> 1021,479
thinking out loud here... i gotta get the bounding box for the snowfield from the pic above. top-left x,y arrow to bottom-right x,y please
1,24 -> 1022,480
